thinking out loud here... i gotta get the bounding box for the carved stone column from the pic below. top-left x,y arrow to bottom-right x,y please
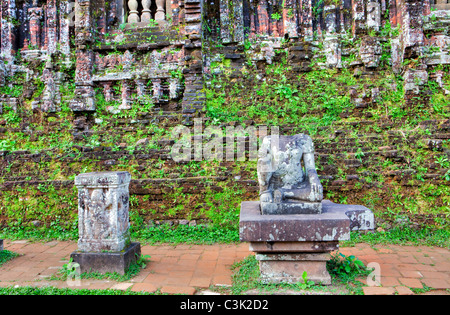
141,0 -> 152,22
46,0 -> 58,54
155,0 -> 166,20
28,6 -> 43,48
1,0 -> 17,74
71,172 -> 141,275
70,0 -> 96,111
127,0 -> 140,23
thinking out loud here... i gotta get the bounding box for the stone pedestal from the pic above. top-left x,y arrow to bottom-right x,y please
70,172 -> 141,275
240,200 -> 374,285
71,242 -> 141,275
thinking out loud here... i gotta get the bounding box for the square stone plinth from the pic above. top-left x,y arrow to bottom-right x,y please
256,252 -> 332,285
239,200 -> 363,285
249,241 -> 339,253
75,171 -> 132,252
70,242 -> 141,275
239,201 -> 351,242
261,200 -> 322,215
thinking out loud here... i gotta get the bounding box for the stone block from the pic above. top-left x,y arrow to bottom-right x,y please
256,252 -> 332,285
74,171 -> 132,252
249,241 -> 339,253
70,242 -> 141,275
321,200 -> 374,231
239,201 -> 351,243
260,200 -> 322,215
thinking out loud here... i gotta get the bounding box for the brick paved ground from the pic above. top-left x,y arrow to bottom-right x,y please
0,240 -> 448,295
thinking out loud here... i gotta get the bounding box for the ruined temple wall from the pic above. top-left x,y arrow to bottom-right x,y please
204,0 -> 449,108
0,0 -> 204,117
1,0 -> 448,113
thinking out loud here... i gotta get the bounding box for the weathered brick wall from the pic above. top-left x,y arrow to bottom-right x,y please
0,0 -> 449,231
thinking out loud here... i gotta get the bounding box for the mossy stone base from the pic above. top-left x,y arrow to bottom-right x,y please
70,242 -> 141,275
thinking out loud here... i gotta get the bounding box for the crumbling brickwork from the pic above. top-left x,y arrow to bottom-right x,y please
0,0 -> 449,230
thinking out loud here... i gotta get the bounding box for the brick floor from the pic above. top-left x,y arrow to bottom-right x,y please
0,240 -> 449,295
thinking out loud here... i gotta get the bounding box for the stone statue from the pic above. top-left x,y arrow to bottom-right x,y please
257,133 -> 323,214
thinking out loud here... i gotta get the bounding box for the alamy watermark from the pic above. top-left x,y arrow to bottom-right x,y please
366,262 -> 381,287
170,118 -> 280,163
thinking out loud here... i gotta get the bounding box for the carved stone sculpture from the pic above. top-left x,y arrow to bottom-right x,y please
71,171 -> 141,275
128,0 -> 140,23
257,133 -> 323,214
75,171 -> 132,252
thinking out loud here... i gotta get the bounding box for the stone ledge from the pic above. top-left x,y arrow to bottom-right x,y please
239,201 -> 351,242
70,242 -> 141,275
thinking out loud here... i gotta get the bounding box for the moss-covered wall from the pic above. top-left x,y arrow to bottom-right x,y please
0,0 -> 449,236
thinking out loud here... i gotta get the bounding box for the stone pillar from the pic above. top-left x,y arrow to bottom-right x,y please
152,79 -> 162,103
42,60 -> 58,112
398,0 -> 425,59
28,6 -> 43,49
71,172 -> 141,275
1,0 -> 17,74
46,0 -> 58,55
282,0 -> 297,38
70,0 -> 96,111
0,239 -> 3,251
240,134 -> 374,285
300,0 -> 313,40
141,0 -> 152,22
352,0 -> 366,35
324,5 -> 341,68
135,79 -> 148,98
119,80 -> 132,109
155,0 -> 166,21
58,1 -> 72,65
127,0 -> 140,23
367,0 -> 381,32
240,201 -> 349,284
102,81 -> 114,102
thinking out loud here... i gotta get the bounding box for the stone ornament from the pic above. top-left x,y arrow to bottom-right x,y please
241,133 -> 374,284
257,133 -> 323,215
75,171 -> 132,252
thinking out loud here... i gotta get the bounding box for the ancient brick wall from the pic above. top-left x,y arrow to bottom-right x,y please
0,0 -> 449,231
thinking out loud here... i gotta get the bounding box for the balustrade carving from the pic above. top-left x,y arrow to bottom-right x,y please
127,0 -> 167,23
430,0 -> 450,10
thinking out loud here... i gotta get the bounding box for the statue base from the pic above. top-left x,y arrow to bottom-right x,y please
239,200 -> 374,285
261,200 -> 322,215
70,242 -> 141,275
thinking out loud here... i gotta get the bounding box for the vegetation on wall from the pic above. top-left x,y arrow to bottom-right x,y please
1,26 -> 449,246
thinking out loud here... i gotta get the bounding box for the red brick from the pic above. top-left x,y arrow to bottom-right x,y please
420,271 -> 446,279
398,278 -> 424,288
131,283 -> 158,293
399,256 -> 418,264
421,278 -> 450,289
363,287 -> 396,295
395,286 -> 414,295
381,276 -> 400,287
161,285 -> 197,295
189,277 -> 211,288
399,270 -> 423,278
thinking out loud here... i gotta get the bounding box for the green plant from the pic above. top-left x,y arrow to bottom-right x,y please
435,155 -> 449,168
53,254 -> 151,282
230,255 -> 261,294
0,285 -> 154,295
327,252 -> 368,282
271,12 -> 282,21
0,250 -> 19,267
296,271 -> 315,289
